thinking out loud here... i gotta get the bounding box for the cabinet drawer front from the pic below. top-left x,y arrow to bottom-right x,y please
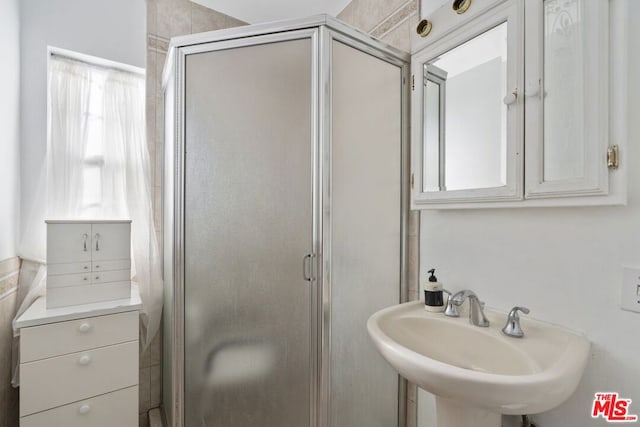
20,311 -> 138,363
47,272 -> 91,288
91,223 -> 130,262
92,259 -> 131,272
20,385 -> 138,427
48,262 -> 91,276
91,269 -> 130,284
20,341 -> 138,416
46,282 -> 131,309
47,223 -> 92,264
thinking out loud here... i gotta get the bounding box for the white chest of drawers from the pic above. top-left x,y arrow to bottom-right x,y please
15,288 -> 142,427
46,220 -> 132,308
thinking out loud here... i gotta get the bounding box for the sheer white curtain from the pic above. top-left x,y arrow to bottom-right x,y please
12,55 -> 162,385
48,57 -> 93,216
100,66 -> 163,348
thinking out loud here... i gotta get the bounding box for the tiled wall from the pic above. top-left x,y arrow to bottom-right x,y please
0,257 -> 21,427
144,1 -> 246,425
338,0 -> 417,52
337,2 -> 421,426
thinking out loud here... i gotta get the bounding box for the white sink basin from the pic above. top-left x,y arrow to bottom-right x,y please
367,301 -> 590,427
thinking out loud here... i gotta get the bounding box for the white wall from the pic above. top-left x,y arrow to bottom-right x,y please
0,0 -> 21,261
19,0 -> 146,259
418,1 -> 640,426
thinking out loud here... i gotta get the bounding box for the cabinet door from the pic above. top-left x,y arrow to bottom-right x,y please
91,223 -> 130,261
411,0 -> 524,206
524,0 -> 610,198
47,223 -> 92,264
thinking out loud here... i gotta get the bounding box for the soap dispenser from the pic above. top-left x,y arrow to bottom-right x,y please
424,268 -> 445,312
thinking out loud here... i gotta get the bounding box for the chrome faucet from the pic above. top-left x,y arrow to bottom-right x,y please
502,306 -> 530,338
444,290 -> 490,327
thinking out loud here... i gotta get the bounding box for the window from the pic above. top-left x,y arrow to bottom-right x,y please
47,48 -> 145,218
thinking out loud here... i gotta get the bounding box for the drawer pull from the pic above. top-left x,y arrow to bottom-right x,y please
78,323 -> 91,333
95,233 -> 100,251
78,355 -> 91,365
83,234 -> 88,252
95,276 -> 100,280
83,265 -> 89,270
83,276 -> 88,281
95,264 -> 100,269
78,404 -> 91,415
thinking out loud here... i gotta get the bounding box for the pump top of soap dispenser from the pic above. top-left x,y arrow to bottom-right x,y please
425,269 -> 442,292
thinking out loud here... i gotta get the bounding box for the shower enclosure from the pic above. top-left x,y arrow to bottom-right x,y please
162,16 -> 409,427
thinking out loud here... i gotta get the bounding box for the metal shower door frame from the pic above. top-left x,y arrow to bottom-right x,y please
165,16 -> 410,427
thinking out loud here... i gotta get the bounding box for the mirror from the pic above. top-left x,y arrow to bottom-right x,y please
422,22 -> 509,193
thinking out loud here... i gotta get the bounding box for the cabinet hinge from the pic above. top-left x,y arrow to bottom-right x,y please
607,145 -> 619,169
411,74 -> 415,91
411,173 -> 415,189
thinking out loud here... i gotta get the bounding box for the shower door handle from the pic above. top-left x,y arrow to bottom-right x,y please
303,254 -> 314,281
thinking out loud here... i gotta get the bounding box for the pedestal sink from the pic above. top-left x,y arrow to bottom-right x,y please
367,302 -> 590,427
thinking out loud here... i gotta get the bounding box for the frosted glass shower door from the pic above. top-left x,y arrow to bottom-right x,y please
183,36 -> 314,427
329,40 -> 403,427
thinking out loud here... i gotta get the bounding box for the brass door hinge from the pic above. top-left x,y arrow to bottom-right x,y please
411,173 -> 415,189
411,74 -> 415,91
607,145 -> 619,169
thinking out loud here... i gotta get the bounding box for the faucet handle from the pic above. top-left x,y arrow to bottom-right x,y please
443,289 -> 459,317
502,306 -> 530,338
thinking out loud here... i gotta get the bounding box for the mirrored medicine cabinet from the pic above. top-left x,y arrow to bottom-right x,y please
410,0 -> 626,208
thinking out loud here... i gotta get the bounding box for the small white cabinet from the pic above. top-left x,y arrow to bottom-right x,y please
46,220 -> 131,308
15,290 -> 142,427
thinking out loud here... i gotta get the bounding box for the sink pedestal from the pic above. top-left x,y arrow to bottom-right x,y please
436,397 -> 501,427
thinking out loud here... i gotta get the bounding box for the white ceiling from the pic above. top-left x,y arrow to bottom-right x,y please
191,0 -> 353,24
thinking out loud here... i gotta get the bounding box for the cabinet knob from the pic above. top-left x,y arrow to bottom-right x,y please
83,276 -> 88,281
83,265 -> 89,270
95,276 -> 100,280
78,323 -> 91,333
78,354 -> 91,365
95,264 -> 100,269
78,404 -> 91,415
503,90 -> 518,106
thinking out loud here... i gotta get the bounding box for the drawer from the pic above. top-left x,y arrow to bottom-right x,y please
92,259 -> 131,272
20,311 -> 138,363
91,269 -> 130,284
20,385 -> 138,427
46,282 -> 131,309
48,262 -> 91,276
20,341 -> 138,416
47,272 -> 91,288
